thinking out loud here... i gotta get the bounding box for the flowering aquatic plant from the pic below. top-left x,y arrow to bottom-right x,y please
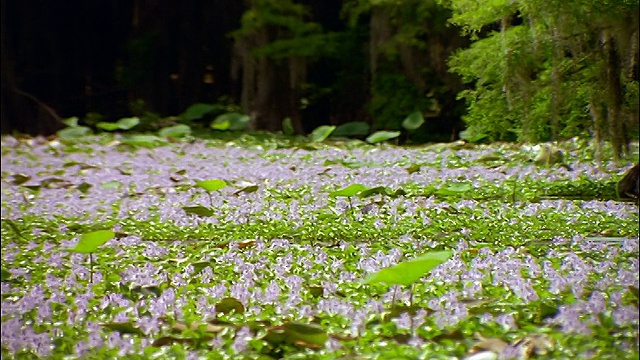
1,134 -> 638,359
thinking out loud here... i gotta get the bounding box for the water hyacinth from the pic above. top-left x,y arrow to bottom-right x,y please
1,135 -> 638,358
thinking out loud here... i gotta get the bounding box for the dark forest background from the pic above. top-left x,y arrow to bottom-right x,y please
1,0 -> 638,152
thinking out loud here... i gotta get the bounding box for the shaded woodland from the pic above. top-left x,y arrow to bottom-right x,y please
1,0 -> 638,152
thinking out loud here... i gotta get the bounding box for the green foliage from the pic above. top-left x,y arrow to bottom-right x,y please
329,184 -> 369,197
158,124 -> 192,139
210,112 -> 250,131
231,0 -> 333,60
401,111 -> 425,131
65,230 -> 115,254
309,125 -> 336,142
369,73 -> 431,131
1,135 -> 638,358
57,117 -> 93,140
282,117 -> 295,135
366,130 -> 401,144
444,0 -> 640,148
332,122 -> 370,137
119,134 -> 168,148
363,250 -> 453,286
96,117 -> 140,131
181,103 -> 219,122
195,179 -> 227,192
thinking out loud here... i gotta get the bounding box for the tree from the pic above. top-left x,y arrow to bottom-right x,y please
443,0 -> 639,159
231,0 -> 331,133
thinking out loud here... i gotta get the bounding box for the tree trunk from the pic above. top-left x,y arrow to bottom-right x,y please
602,30 -> 627,161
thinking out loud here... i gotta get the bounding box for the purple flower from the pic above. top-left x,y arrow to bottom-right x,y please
232,326 -> 252,353
612,305 -> 639,327
495,313 -> 517,330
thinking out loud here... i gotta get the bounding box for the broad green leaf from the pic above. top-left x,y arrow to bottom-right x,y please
119,134 -> 167,148
100,180 -> 122,189
100,322 -> 145,335
96,117 -> 139,131
96,122 -> 121,131
181,103 -> 217,121
282,117 -> 295,135
310,125 -> 336,142
211,112 -> 249,131
282,322 -> 328,346
158,124 -> 192,138
76,182 -> 93,194
406,164 -> 421,174
329,184 -> 368,197
130,285 -> 162,298
332,122 -> 370,137
58,126 -> 92,140
215,297 -> 244,314
1,268 -> 11,281
436,182 -> 473,196
182,206 -> 215,217
210,119 -> 230,130
11,174 -> 31,185
62,117 -> 80,127
366,131 -> 400,144
402,111 -> 424,130
67,230 -> 115,254
459,129 -> 488,143
358,186 -> 390,198
195,179 -> 227,192
233,185 -> 259,195
116,117 -> 140,130
363,250 -> 453,286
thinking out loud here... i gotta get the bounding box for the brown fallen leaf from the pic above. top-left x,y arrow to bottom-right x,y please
171,321 -> 226,334
469,332 -> 508,354
512,333 -> 554,356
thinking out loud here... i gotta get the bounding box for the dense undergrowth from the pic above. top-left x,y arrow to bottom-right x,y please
1,133 -> 638,359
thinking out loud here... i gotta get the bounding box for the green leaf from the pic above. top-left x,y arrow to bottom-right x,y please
310,125 -> 336,142
66,230 -> 115,254
366,131 -> 401,144
100,322 -> 145,336
332,122 -> 370,137
459,129 -> 488,143
210,112 -> 250,131
116,117 -> 140,130
62,117 -> 80,127
10,174 -> 31,185
96,122 -> 121,131
158,124 -> 192,138
215,297 -> 245,314
435,182 -> 473,196
282,117 -> 295,135
1,268 -> 11,281
329,184 -> 369,197
58,126 -> 92,140
195,179 -> 227,192
96,117 -> 140,131
76,182 -> 93,194
119,134 -> 167,148
402,111 -> 424,131
210,119 -> 230,130
100,180 -> 122,189
233,185 -> 259,196
358,186 -> 390,198
181,103 -> 217,121
182,206 -> 215,217
363,250 -> 453,286
282,322 -> 328,346
406,164 -> 421,174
